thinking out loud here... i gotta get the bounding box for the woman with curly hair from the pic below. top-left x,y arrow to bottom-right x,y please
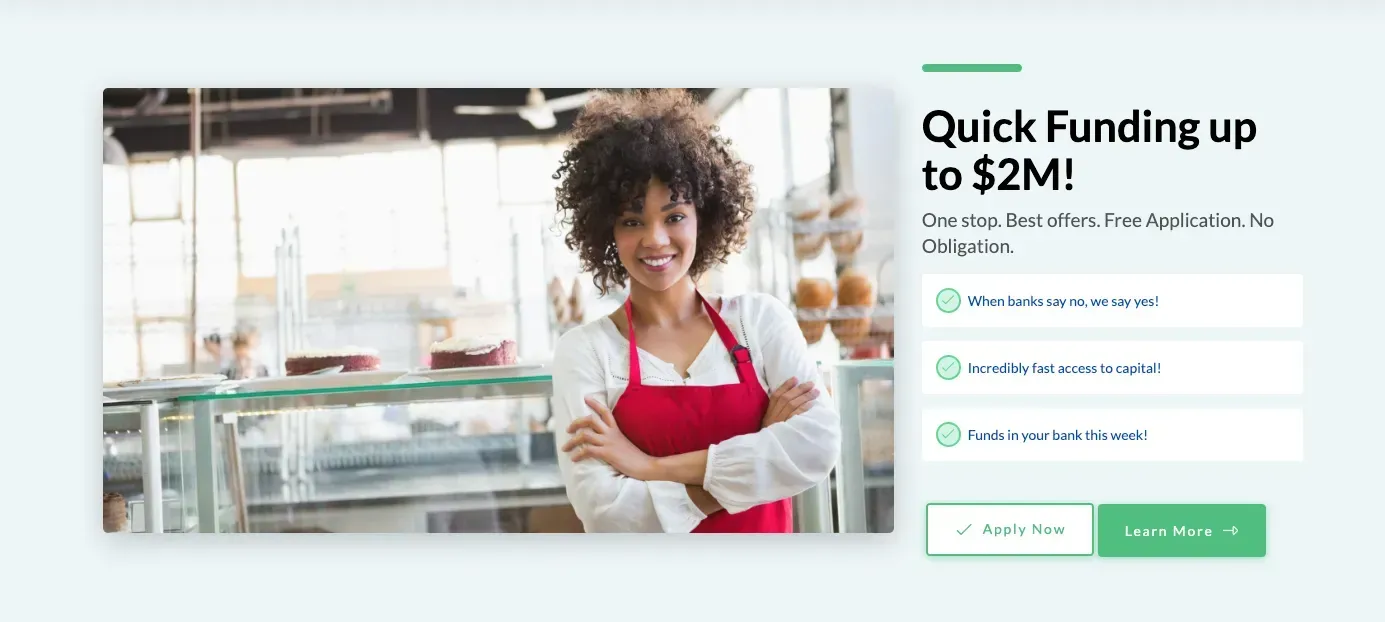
550,89 -> 841,533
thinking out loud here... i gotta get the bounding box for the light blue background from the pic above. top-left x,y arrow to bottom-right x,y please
1,4 -> 1381,622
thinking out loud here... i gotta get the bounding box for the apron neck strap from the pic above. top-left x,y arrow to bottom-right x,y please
698,293 -> 741,354
623,291 -> 745,387
622,297 -> 642,386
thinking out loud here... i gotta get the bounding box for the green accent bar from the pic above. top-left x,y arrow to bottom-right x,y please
1097,504 -> 1266,558
922,63 -> 1022,73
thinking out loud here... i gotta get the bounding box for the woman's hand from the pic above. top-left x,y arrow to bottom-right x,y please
762,377 -> 819,428
563,397 -> 657,481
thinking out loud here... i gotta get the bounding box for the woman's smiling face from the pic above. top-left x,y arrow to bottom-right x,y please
614,178 -> 698,293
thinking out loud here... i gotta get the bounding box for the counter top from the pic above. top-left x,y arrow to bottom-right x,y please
242,462 -> 895,511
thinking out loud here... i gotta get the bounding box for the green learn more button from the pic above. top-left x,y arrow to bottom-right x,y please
1098,504 -> 1266,558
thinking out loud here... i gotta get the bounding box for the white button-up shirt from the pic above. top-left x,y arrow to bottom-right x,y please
550,292 -> 841,533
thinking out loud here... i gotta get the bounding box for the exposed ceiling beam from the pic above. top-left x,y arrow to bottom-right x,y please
103,90 -> 393,128
703,88 -> 747,118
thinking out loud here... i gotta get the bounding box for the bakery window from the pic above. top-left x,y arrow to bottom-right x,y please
235,148 -> 449,278
497,142 -> 565,204
716,88 -> 787,207
788,88 -> 833,189
128,158 -> 182,221
129,221 -> 189,317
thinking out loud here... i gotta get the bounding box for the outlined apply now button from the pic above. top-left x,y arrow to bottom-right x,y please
1097,504 -> 1266,557
927,503 -> 1094,556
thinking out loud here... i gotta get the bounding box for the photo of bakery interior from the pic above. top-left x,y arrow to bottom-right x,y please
101,88 -> 895,533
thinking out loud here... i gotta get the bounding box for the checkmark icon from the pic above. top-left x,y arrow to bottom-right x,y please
956,524 -> 972,535
936,288 -> 961,313
936,421 -> 961,447
936,355 -> 961,380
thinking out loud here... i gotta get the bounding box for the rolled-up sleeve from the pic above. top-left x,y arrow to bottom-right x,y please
702,294 -> 842,514
551,327 -> 707,532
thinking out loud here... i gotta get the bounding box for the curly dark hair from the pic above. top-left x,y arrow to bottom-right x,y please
554,89 -> 756,294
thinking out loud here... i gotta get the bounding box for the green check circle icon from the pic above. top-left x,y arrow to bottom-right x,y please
936,288 -> 961,313
936,422 -> 961,447
936,355 -> 961,380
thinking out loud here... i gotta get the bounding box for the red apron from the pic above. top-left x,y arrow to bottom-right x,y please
612,293 -> 793,533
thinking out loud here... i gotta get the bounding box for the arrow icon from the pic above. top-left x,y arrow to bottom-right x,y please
1223,526 -> 1239,536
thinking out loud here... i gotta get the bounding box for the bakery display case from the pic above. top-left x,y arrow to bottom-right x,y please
103,367 -> 875,533
187,372 -> 847,533
176,373 -> 559,533
827,359 -> 894,533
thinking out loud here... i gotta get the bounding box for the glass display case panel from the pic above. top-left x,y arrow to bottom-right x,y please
184,376 -> 567,533
828,359 -> 894,533
103,398 -> 244,533
858,375 -> 894,533
102,401 -> 200,532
